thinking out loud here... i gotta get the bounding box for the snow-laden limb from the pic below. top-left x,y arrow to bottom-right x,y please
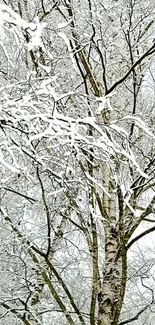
0,4 -> 36,30
85,172 -> 111,197
0,149 -> 21,173
0,2 -> 155,325
96,93 -> 114,114
57,19 -> 73,30
0,41 -> 15,68
27,16 -> 47,51
123,198 -> 137,216
109,124 -> 129,137
120,148 -> 149,178
0,80 -> 152,184
37,63 -> 51,74
47,188 -> 65,197
96,96 -> 107,114
0,4 -> 46,51
58,31 -> 78,72
121,115 -> 155,137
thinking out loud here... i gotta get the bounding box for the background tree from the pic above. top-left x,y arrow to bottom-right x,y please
0,1 -> 155,325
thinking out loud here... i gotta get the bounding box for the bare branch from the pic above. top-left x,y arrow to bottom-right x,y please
127,195 -> 155,240
119,302 -> 153,325
127,225 -> 155,250
3,187 -> 37,203
36,166 -> 51,257
0,301 -> 32,325
106,42 -> 155,95
45,258 -> 86,325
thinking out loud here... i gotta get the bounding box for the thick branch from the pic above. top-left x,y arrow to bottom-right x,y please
127,225 -> 155,250
0,301 -> 34,325
90,217 -> 100,325
67,0 -> 100,96
36,166 -> 51,257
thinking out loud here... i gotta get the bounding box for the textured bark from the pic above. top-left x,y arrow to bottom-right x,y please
98,230 -> 127,325
97,165 -> 127,325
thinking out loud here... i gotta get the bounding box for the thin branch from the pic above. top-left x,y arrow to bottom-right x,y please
0,208 -> 45,257
141,277 -> 154,303
45,258 -> 86,325
131,181 -> 155,194
60,213 -> 85,232
41,270 -> 75,325
106,42 -> 155,95
3,187 -> 37,203
95,41 -> 108,93
1,209 -> 75,325
130,157 -> 155,191
127,195 -> 155,240
40,0 -> 61,21
37,308 -> 90,317
139,195 -> 155,221
119,302 -> 153,325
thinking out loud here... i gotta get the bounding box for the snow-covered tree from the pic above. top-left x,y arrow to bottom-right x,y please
0,1 -> 155,325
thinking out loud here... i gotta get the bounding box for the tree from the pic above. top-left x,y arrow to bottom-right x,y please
0,0 -> 155,325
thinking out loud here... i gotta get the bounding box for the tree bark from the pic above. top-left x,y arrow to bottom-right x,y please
97,165 -> 127,325
98,229 -> 127,325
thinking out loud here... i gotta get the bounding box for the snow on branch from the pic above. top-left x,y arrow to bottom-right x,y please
0,4 -> 46,50
0,4 -> 36,30
0,77 -> 153,183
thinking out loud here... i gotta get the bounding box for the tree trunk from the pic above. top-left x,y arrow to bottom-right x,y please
98,165 -> 127,325
98,227 -> 127,325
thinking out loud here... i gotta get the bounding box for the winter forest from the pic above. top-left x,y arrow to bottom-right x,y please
0,0 -> 155,324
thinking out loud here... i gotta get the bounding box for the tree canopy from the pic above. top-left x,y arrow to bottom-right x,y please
0,1 -> 155,325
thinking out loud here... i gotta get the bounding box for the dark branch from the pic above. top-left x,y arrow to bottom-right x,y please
106,42 -> 155,95
3,187 -> 37,203
36,166 -> 51,257
127,225 -> 155,250
45,258 -> 86,325
119,302 -> 153,325
0,301 -> 31,325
